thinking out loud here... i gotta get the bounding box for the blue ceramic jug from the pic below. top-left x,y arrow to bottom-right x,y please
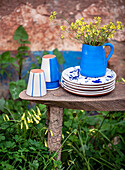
80,43 -> 114,77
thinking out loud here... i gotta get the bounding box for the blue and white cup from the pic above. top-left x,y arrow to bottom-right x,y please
26,69 -> 47,97
41,54 -> 59,90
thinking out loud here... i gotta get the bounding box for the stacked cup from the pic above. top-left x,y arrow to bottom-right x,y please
41,54 -> 59,90
26,54 -> 59,97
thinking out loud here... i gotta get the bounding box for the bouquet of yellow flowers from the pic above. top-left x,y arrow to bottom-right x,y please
49,11 -> 123,46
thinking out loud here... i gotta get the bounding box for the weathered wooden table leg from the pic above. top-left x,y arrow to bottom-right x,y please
47,106 -> 64,161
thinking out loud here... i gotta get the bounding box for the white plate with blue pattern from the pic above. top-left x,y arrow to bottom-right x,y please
61,77 -> 115,91
61,66 -> 116,86
62,83 -> 115,96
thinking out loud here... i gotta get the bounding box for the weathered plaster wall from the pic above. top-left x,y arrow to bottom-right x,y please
0,0 -> 125,50
0,0 -> 125,87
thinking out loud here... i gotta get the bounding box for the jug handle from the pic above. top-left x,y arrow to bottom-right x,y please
104,43 -> 114,65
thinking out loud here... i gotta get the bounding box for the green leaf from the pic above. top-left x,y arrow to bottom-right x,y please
36,55 -> 42,64
0,98 -> 5,111
29,147 -> 36,151
64,120 -> 72,128
43,51 -> 49,56
0,51 -> 17,65
9,80 -> 26,100
18,40 -> 31,44
0,51 -> 10,59
6,141 -> 16,148
13,25 -> 28,41
29,160 -> 39,169
18,46 -> 30,51
53,48 -> 65,65
0,134 -> 5,141
12,63 -> 19,68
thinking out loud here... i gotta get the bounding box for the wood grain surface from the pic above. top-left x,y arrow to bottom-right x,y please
19,82 -> 125,111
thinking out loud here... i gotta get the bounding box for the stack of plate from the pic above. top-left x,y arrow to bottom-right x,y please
61,66 -> 116,96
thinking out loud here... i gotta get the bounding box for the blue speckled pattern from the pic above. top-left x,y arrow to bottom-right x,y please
62,66 -> 116,85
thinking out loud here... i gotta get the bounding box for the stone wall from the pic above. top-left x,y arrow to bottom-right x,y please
0,0 -> 125,78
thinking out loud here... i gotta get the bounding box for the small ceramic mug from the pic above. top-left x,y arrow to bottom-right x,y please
26,69 -> 47,97
41,54 -> 59,90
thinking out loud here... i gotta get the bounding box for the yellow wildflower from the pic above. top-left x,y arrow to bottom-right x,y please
110,22 -> 116,30
21,122 -> 23,129
75,19 -> 80,25
116,21 -> 123,30
50,130 -> 53,136
89,128 -> 96,133
60,26 -> 66,31
36,106 -> 41,116
121,78 -> 125,83
53,11 -> 57,15
62,134 -> 64,139
70,22 -> 74,30
27,111 -> 31,117
24,118 -> 29,130
85,34 -> 88,38
34,113 -> 41,120
32,115 -> 39,124
83,21 -> 86,25
49,11 -> 57,21
80,26 -> 85,33
61,34 -> 64,39
45,129 -> 48,135
3,116 -> 6,121
89,32 -> 93,37
5,114 -> 10,121
80,17 -> 84,21
78,21 -> 82,26
44,139 -> 48,147
21,113 -> 25,120
108,34 -> 113,38
27,117 -> 31,123
76,33 -> 81,39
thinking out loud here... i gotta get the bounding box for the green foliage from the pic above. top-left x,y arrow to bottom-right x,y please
43,51 -> 49,56
9,80 -> 26,100
0,98 -> 5,112
0,105 -> 63,170
0,25 -> 30,80
13,25 -> 31,80
62,110 -> 125,169
13,25 -> 30,44
53,48 -> 65,65
0,51 -> 18,77
30,55 -> 42,70
1,98 -> 125,169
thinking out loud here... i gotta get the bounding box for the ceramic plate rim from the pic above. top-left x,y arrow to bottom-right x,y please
61,77 -> 115,89
62,66 -> 116,86
62,83 -> 115,94
62,84 -> 115,96
61,80 -> 115,91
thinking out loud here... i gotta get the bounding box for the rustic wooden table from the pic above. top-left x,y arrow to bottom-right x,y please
19,82 -> 125,160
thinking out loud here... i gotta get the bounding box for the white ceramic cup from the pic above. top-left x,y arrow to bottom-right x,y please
41,54 -> 59,90
26,69 -> 47,97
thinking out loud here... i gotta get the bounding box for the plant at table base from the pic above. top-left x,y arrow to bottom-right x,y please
49,12 -> 123,46
13,25 -> 31,80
